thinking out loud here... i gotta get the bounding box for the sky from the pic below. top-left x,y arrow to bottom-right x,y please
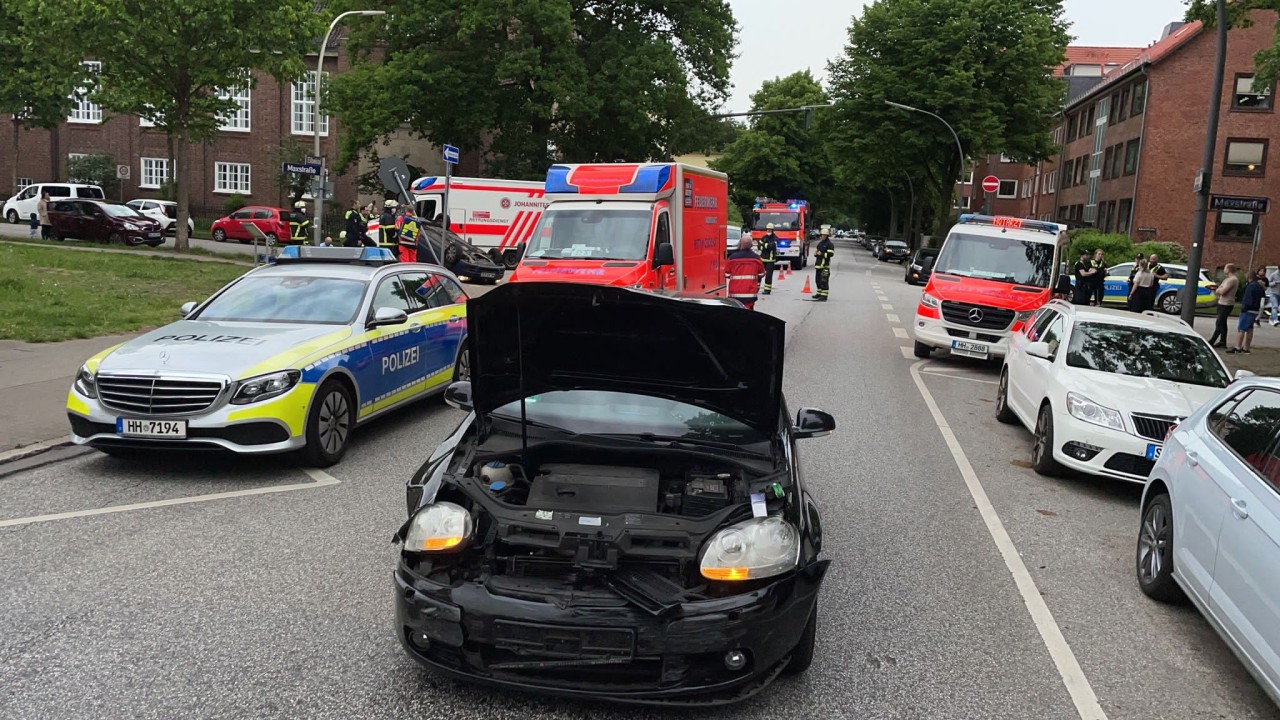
724,0 -> 1189,112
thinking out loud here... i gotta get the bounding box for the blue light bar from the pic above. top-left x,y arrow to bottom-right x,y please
275,246 -> 398,265
956,213 -> 1061,235
411,176 -> 438,192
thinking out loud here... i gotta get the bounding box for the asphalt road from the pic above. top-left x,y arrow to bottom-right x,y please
2,240 -> 1277,719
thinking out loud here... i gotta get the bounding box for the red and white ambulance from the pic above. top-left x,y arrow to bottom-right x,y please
507,163 -> 730,298
913,214 -> 1069,361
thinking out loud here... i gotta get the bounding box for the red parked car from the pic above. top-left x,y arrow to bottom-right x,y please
48,199 -> 165,246
210,206 -> 295,244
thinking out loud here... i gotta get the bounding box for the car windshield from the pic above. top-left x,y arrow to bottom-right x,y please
492,390 -> 767,444
753,212 -> 799,231
934,231 -> 1054,287
885,241 -> 908,248
195,275 -> 366,325
100,204 -> 141,218
1066,322 -> 1231,388
525,208 -> 653,261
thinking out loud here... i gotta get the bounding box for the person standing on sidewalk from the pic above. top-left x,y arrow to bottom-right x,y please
1266,266 -> 1280,326
1071,250 -> 1095,305
1128,258 -> 1155,312
1209,263 -> 1238,348
1090,249 -> 1107,306
1229,272 -> 1266,354
37,191 -> 52,240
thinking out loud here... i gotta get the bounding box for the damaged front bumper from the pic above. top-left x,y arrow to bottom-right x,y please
394,560 -> 829,705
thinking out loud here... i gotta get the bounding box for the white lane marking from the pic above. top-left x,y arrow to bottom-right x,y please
893,328 -> 909,339
886,313 -> 900,323
0,467 -> 341,528
882,303 -> 894,310
876,295 -> 889,302
920,371 -> 997,385
900,346 -> 915,359
865,270 -> 872,276
907,361 -> 1107,720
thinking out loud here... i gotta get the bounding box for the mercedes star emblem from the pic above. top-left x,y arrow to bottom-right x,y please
159,350 -> 170,365
968,308 -> 984,323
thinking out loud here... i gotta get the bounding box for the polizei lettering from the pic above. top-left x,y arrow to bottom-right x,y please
382,346 -> 419,374
154,334 -> 268,346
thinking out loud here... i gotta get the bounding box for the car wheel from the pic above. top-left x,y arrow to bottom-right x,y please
502,251 -> 521,270
443,243 -> 461,269
452,343 -> 471,382
995,370 -> 1018,424
1137,493 -> 1183,602
1158,292 -> 1181,315
302,380 -> 354,467
782,606 -> 817,676
212,228 -> 227,242
111,231 -> 135,246
913,341 -> 932,358
5,209 -> 17,224
266,232 -> 279,244
1031,404 -> 1063,476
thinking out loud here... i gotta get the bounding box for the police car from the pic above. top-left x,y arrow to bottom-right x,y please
66,247 -> 470,466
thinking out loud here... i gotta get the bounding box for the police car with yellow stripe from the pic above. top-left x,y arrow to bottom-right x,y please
66,247 -> 470,466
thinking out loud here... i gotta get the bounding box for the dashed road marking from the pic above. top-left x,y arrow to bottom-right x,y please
900,346 -> 915,359
907,361 -> 1108,720
882,303 -> 894,310
886,313 -> 899,323
0,467 -> 341,528
893,328 -> 909,339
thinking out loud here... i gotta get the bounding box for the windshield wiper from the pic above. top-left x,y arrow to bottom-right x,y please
591,432 -> 767,455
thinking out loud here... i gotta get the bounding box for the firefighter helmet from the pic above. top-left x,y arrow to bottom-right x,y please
294,201 -> 306,209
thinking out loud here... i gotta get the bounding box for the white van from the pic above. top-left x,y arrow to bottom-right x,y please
410,176 -> 548,268
5,183 -> 106,224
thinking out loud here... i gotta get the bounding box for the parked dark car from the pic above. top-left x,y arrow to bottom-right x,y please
904,247 -> 938,285
47,199 -> 164,246
395,282 -> 833,705
878,240 -> 909,263
210,206 -> 295,244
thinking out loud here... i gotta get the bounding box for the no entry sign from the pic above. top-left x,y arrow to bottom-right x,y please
981,175 -> 1000,193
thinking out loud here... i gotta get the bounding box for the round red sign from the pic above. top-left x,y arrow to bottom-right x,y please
981,175 -> 1000,193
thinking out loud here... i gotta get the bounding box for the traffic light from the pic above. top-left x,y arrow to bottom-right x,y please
804,108 -> 814,130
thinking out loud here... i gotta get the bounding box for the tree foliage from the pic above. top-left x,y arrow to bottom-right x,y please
1187,2 -> 1280,88
272,137 -> 318,206
70,0 -> 320,249
66,154 -> 120,196
328,0 -> 737,178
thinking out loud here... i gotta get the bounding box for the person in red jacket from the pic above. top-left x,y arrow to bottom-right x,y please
726,237 -> 766,310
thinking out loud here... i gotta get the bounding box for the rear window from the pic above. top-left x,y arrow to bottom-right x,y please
77,186 -> 104,199
44,185 -> 71,198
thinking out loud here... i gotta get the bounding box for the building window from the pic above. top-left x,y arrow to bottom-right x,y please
1216,210 -> 1259,241
214,162 -> 251,194
997,180 -> 1017,198
1083,105 -> 1095,136
218,87 -> 251,132
1131,79 -> 1147,116
999,154 -> 1014,163
1102,146 -> 1115,180
1232,74 -> 1273,112
140,158 -> 169,189
1116,87 -> 1130,122
961,170 -> 973,184
1224,139 -> 1267,177
68,61 -> 102,123
955,195 -> 970,209
15,177 -> 33,195
1044,170 -> 1056,194
1112,144 -> 1125,178
291,71 -> 329,136
1124,139 -> 1140,175
1117,198 -> 1132,234
1066,114 -> 1078,140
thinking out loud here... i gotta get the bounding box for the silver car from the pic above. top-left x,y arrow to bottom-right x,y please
1137,376 -> 1280,706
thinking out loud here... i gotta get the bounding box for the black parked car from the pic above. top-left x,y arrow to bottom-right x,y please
904,247 -> 938,285
394,282 -> 834,705
878,240 -> 909,263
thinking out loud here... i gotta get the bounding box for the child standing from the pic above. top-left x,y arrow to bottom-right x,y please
28,212 -> 38,239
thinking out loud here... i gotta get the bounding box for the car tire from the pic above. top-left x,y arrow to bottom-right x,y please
212,228 -> 226,242
111,231 -> 135,246
452,342 -> 471,383
995,370 -> 1018,424
443,243 -> 461,269
1137,493 -> 1183,603
502,250 -> 521,270
5,209 -> 17,224
913,341 -> 932,358
783,606 -> 817,676
266,232 -> 279,245
1032,404 -> 1063,476
302,380 -> 354,467
1157,292 -> 1181,315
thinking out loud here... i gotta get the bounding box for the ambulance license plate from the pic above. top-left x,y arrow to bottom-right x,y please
1145,443 -> 1163,461
117,418 -> 187,438
950,340 -> 989,359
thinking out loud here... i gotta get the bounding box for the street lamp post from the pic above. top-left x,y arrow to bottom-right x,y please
902,171 -> 915,247
885,101 -> 966,186
313,10 -> 386,246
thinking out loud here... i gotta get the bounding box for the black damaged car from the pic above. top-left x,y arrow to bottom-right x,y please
393,282 -> 834,705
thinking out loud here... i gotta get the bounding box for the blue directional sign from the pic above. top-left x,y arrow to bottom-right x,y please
442,144 -> 460,164
283,162 -> 322,176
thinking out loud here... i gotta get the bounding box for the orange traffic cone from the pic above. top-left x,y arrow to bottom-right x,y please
801,275 -> 812,294
777,266 -> 786,280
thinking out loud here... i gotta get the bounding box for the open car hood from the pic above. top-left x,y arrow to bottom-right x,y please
467,283 -> 785,434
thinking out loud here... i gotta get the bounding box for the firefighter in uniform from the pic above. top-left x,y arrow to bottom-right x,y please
379,200 -> 399,251
344,200 -> 367,247
291,201 -> 312,243
397,207 -> 421,263
757,223 -> 779,295
813,226 -> 835,301
726,237 -> 766,310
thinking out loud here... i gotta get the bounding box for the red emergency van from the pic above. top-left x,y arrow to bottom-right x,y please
912,214 -> 1069,361
507,162 -> 730,297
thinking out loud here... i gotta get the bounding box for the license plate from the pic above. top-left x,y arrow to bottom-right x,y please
116,418 -> 187,438
951,340 -> 989,359
147,232 -> 161,238
1146,443 -> 1163,461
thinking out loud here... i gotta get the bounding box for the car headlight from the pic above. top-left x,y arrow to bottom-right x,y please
74,364 -> 97,398
1014,310 -> 1037,323
230,370 -> 301,404
920,292 -> 941,309
405,501 -> 473,552
1066,392 -> 1125,432
700,516 -> 799,581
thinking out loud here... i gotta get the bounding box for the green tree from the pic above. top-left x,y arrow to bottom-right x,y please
826,0 -> 1069,237
73,0 -> 320,249
272,137 -> 317,206
0,1 -> 89,194
66,154 -> 120,196
328,0 -> 736,178
1187,3 -> 1280,87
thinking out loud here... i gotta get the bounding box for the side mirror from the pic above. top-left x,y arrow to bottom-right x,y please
653,242 -> 675,268
179,301 -> 197,318
367,306 -> 408,329
444,381 -> 472,412
1027,341 -> 1053,360
794,408 -> 835,439
1236,369 -> 1256,380
514,241 -> 526,262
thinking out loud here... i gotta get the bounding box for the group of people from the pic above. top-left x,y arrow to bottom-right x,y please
1069,250 -> 1170,312
1209,264 -> 1279,354
726,224 -> 835,309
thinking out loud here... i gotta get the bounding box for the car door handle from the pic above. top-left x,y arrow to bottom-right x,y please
1186,450 -> 1199,467
1230,498 -> 1249,520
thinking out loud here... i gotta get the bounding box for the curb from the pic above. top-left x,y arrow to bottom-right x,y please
0,437 -> 73,465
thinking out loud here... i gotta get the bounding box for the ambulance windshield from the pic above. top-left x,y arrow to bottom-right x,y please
933,232 -> 1055,287
525,205 -> 653,261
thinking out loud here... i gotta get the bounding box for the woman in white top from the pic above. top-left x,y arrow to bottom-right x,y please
1128,259 -> 1156,312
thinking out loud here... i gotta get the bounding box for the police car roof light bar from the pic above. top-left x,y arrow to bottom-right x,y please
957,213 -> 1060,235
274,246 -> 398,266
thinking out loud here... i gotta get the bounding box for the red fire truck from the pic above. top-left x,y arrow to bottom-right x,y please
751,199 -> 810,269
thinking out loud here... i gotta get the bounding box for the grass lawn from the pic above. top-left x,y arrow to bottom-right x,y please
0,244 -> 247,343
0,235 -> 241,261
